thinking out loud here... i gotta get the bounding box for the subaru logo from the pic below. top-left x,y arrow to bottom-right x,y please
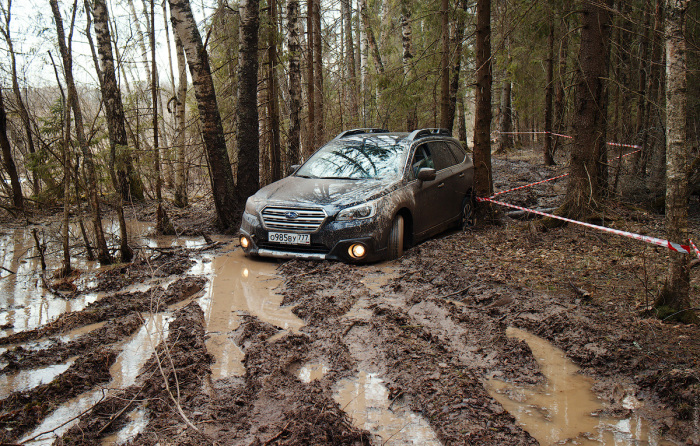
285,211 -> 299,220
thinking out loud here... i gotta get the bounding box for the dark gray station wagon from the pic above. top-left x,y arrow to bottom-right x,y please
239,128 -> 474,262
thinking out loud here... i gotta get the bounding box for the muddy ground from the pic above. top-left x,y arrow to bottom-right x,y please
0,152 -> 698,445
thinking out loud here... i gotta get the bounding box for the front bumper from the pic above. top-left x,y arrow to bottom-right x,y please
239,211 -> 387,263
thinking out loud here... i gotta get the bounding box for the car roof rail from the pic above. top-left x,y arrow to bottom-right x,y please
334,128 -> 390,139
407,128 -> 452,141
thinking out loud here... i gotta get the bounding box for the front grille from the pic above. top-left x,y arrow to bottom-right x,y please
261,206 -> 327,232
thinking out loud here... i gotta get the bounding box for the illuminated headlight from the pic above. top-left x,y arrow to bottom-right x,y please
337,201 -> 377,221
244,196 -> 261,215
240,235 -> 250,249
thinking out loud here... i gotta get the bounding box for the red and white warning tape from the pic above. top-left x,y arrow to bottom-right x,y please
477,196 -> 700,261
491,173 -> 569,198
490,149 -> 641,198
496,131 -> 642,149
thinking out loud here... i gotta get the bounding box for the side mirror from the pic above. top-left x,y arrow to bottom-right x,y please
416,168 -> 436,182
288,164 -> 301,176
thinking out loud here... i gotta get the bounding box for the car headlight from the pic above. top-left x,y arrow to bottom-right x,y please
244,196 -> 262,215
337,201 -> 377,221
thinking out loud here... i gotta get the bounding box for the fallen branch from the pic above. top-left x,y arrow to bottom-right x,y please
568,281 -> 591,300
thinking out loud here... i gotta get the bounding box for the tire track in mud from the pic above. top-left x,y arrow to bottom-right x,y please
57,301 -> 213,445
1,313 -> 143,372
391,231 -> 700,444
277,260 -> 537,445
0,347 -> 118,443
0,277 -> 206,346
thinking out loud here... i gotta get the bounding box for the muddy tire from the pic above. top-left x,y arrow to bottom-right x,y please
461,191 -> 477,230
387,215 -> 405,260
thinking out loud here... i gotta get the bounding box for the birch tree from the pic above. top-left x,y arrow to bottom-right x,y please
50,0 -> 112,265
287,0 -> 301,167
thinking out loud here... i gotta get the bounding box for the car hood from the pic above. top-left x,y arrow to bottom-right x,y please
252,176 -> 400,210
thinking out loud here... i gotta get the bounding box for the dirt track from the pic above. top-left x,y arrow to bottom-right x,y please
0,154 -> 698,445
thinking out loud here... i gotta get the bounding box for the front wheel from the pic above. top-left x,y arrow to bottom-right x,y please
387,215 -> 405,260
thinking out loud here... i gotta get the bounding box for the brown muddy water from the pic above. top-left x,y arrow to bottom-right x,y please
0,224 -> 677,445
487,327 -> 673,446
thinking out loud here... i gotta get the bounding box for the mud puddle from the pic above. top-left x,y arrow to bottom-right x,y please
487,327 -> 673,445
0,221 -> 203,337
0,360 -> 74,399
334,370 -> 441,445
294,361 -> 330,383
200,248 -> 304,379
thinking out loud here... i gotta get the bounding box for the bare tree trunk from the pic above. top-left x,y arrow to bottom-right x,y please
497,80 -> 512,154
173,30 -> 188,208
634,3 -> 651,160
268,0 -> 281,182
89,0 -> 133,261
553,21 -> 569,155
151,0 -> 172,235
458,93 -> 467,144
439,0 -> 450,129
312,0 -> 323,145
126,0 -> 152,83
559,0 -> 611,221
543,21 -> 555,166
447,1 -> 465,134
474,0 -> 493,215
287,0 -> 301,167
306,0 -> 315,156
341,0 -> 358,123
1,1 -> 38,196
0,88 -> 23,211
51,0 -> 112,265
655,0 -> 694,323
236,0 -> 260,204
401,0 -> 416,131
168,0 -> 238,229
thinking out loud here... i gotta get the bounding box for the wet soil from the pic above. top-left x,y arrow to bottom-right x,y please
0,153 -> 698,445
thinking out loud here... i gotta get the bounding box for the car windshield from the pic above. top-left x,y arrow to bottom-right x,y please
296,137 -> 407,180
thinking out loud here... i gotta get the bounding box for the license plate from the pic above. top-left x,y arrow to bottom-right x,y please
268,232 -> 311,245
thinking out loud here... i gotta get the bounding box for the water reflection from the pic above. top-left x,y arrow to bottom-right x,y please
334,371 -> 441,445
199,248 -> 304,380
487,327 -> 673,446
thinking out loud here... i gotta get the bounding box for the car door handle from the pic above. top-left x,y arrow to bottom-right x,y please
437,183 -> 445,188
458,173 -> 465,178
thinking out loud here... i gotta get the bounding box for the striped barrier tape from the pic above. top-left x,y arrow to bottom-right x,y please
477,196 -> 700,261
491,173 -> 570,198
496,131 -> 642,149
490,149 -> 641,198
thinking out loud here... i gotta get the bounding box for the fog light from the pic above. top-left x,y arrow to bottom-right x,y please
348,243 -> 366,259
240,235 -> 250,249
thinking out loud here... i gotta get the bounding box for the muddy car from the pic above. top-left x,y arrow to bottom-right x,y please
239,128 -> 475,262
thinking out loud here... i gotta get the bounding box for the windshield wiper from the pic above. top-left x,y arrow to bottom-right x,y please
296,174 -> 317,179
319,176 -> 363,180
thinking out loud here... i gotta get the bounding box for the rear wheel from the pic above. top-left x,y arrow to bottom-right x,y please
461,191 -> 477,230
387,215 -> 405,260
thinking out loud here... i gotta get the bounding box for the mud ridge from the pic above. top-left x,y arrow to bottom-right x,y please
0,277 -> 206,346
56,301 -> 213,445
0,347 -> 118,443
1,313 -> 143,372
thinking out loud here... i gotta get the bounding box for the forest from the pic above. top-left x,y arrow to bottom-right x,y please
0,0 -> 699,444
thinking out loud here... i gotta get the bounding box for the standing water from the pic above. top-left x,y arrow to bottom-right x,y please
487,327 -> 673,445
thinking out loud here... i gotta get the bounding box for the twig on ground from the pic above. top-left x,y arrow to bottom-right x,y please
263,421 -> 291,445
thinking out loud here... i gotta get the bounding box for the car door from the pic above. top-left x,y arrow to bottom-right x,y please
410,143 -> 456,236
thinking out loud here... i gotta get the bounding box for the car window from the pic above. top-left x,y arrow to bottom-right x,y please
296,136 -> 408,180
447,142 -> 467,163
411,145 -> 434,178
428,141 -> 458,171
